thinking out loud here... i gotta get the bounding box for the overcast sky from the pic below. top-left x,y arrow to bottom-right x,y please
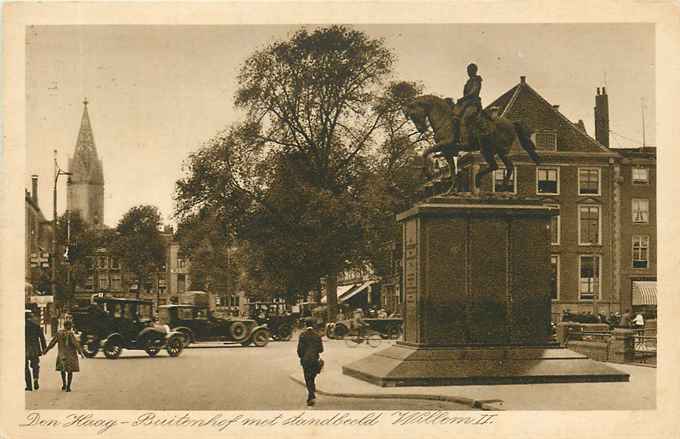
26,24 -> 655,227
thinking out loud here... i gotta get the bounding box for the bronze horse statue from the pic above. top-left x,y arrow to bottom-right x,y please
403,94 -> 540,192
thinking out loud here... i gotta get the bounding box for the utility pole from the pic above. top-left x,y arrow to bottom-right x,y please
51,149 -> 72,309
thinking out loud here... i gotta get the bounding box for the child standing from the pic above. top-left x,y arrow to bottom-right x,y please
44,320 -> 85,392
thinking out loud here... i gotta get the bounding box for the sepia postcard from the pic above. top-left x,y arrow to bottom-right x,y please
2,1 -> 680,438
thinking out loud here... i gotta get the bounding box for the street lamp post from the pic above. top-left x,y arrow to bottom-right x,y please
51,149 -> 72,309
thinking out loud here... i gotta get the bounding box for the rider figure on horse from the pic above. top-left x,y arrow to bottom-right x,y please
454,63 -> 483,148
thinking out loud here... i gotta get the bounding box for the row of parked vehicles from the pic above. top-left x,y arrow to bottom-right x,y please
71,297 -> 271,359
70,296 -> 404,360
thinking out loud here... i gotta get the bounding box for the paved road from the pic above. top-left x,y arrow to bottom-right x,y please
26,338 -> 471,411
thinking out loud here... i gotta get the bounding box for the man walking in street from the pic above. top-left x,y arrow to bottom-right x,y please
297,323 -> 324,406
25,309 -> 47,391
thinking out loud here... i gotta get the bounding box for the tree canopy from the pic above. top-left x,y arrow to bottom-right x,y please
109,205 -> 166,297
175,26 -> 425,316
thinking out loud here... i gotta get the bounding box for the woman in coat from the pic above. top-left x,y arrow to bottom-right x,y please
44,320 -> 85,392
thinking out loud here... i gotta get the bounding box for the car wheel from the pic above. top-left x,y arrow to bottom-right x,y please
252,329 -> 270,347
334,324 -> 349,339
240,340 -> 252,347
177,329 -> 194,347
103,338 -> 123,359
385,324 -> 401,339
230,322 -> 247,341
81,335 -> 100,358
166,336 -> 184,357
278,325 -> 293,341
144,338 -> 163,357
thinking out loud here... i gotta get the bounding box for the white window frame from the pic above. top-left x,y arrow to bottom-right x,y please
578,167 -> 601,196
632,167 -> 649,185
492,167 -> 517,194
632,198 -> 650,224
578,204 -> 602,245
632,235 -> 650,269
110,274 -> 122,291
110,257 -> 121,270
531,130 -> 558,151
536,167 -> 560,195
550,254 -> 560,301
98,275 -> 109,290
548,204 -> 560,245
578,254 -> 601,302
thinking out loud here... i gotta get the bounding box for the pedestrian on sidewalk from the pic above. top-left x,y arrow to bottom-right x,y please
297,322 -> 324,406
25,309 -> 47,391
44,320 -> 85,392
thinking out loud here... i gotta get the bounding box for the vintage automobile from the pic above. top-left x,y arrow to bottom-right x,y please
327,317 -> 403,340
248,301 -> 296,341
158,304 -> 271,347
71,297 -> 185,359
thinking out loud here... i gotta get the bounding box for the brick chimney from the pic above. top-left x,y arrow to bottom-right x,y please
31,175 -> 39,205
594,86 -> 610,147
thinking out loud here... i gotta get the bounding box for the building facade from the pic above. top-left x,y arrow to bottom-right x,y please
71,226 -> 189,307
25,175 -> 53,296
616,147 -> 657,313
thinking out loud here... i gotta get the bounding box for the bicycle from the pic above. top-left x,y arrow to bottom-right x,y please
343,328 -> 382,348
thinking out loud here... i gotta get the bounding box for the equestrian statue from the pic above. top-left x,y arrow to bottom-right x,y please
403,63 -> 540,193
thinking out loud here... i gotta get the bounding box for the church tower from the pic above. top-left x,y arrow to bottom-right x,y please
67,98 -> 105,227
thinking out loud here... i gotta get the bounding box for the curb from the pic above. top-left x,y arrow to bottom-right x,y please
288,375 -> 504,411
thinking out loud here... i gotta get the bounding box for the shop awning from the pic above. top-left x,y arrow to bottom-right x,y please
321,284 -> 357,304
632,281 -> 657,306
339,280 -> 376,303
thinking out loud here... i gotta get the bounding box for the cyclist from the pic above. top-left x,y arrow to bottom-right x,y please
351,309 -> 369,338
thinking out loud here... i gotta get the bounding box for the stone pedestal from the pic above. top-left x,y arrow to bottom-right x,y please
343,195 -> 629,386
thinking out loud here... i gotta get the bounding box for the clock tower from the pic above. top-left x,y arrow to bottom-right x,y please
67,98 -> 105,227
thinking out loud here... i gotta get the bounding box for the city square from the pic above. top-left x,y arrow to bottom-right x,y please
20,22 -> 657,412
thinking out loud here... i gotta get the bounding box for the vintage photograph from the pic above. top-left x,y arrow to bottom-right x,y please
19,21 -> 657,413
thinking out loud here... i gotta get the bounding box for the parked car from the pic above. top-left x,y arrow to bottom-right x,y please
71,297 -> 185,359
158,304 -> 271,347
248,301 -> 296,341
328,317 -> 403,340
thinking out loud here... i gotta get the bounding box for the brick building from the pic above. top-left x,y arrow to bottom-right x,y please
616,147 -> 657,313
73,225 -> 189,307
25,175 -> 53,296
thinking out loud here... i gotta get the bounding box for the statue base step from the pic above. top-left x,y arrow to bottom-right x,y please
342,343 -> 630,387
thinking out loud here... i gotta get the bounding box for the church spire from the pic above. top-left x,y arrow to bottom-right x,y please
67,98 -> 105,226
74,97 -> 98,161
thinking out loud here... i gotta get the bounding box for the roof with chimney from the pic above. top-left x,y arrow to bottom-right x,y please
68,99 -> 104,185
486,77 -> 611,154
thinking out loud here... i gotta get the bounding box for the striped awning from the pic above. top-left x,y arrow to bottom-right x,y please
339,280 -> 376,303
632,281 -> 657,306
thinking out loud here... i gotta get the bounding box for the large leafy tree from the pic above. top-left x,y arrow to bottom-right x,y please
176,27 -> 426,319
175,210 -> 240,300
109,205 -> 166,298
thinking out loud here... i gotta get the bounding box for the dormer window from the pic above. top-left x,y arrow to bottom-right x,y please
532,130 -> 557,151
